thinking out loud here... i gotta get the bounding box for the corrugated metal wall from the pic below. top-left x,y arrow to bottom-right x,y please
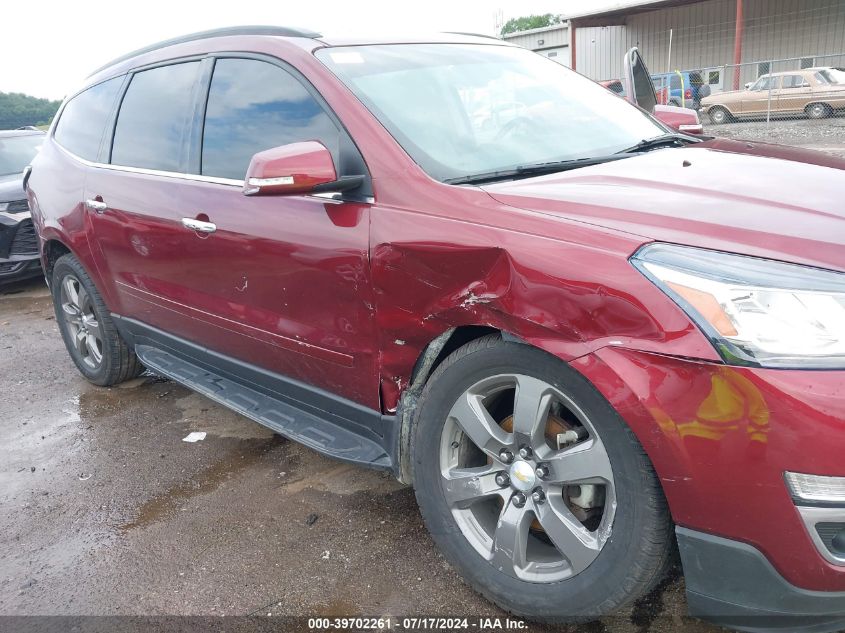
503,25 -> 571,65
504,25 -> 570,50
573,0 -> 845,81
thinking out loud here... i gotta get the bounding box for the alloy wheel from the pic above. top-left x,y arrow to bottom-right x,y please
439,374 -> 616,583
60,275 -> 104,369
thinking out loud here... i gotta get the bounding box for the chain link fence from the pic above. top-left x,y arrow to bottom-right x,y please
681,54 -> 845,157
570,1 -> 845,155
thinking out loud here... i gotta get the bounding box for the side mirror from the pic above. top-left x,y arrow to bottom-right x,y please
745,82 -> 753,90
243,141 -> 363,197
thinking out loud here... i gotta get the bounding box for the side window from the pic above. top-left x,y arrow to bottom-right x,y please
54,78 -> 122,161
782,75 -> 804,89
201,58 -> 341,180
754,76 -> 777,91
670,74 -> 682,90
111,62 -> 200,172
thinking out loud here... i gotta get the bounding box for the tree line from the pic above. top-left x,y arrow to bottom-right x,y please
0,92 -> 61,129
500,14 -> 564,36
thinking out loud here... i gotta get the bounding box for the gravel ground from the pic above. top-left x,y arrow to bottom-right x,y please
704,114 -> 845,157
0,280 -> 722,633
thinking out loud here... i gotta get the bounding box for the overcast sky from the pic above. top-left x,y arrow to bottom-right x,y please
2,0 -> 640,100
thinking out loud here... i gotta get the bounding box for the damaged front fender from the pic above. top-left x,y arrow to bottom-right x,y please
371,204 -> 720,417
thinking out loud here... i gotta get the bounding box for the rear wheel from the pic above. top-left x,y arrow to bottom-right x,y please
708,106 -> 731,124
806,103 -> 832,120
52,253 -> 143,386
412,335 -> 673,622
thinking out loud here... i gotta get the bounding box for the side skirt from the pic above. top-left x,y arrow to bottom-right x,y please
113,315 -> 399,473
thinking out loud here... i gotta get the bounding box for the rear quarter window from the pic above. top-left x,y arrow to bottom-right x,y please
53,78 -> 122,161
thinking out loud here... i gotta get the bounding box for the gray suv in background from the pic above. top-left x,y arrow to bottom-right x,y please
0,129 -> 44,283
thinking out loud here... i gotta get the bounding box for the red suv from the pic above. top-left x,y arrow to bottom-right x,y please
27,27 -> 845,631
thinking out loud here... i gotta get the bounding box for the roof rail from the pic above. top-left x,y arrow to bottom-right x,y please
443,31 -> 503,41
89,25 -> 322,77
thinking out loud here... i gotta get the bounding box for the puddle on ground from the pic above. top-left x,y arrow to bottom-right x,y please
176,392 -> 275,440
119,435 -> 285,532
313,599 -> 364,617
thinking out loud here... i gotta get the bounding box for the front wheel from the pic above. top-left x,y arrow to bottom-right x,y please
52,253 -> 143,386
412,335 -> 673,622
708,106 -> 731,124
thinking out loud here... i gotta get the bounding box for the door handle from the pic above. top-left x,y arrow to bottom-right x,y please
85,199 -> 108,214
181,217 -> 217,234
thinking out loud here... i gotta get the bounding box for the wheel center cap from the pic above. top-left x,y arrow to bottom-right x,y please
509,460 -> 536,492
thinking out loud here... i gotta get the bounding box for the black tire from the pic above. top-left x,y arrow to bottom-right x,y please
806,103 -> 831,120
412,335 -> 673,622
51,253 -> 143,386
708,106 -> 731,125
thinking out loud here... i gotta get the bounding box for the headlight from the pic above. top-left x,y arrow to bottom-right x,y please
631,243 -> 845,369
0,200 -> 28,213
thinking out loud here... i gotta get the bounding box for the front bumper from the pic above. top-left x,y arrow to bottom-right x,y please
679,527 -> 845,632
572,347 -> 845,594
0,211 -> 41,283
0,255 -> 41,283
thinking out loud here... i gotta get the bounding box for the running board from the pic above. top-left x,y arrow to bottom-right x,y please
135,345 -> 393,469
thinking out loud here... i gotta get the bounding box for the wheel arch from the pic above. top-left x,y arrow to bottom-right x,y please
804,101 -> 832,115
708,103 -> 734,117
42,238 -> 72,283
395,325 -> 502,483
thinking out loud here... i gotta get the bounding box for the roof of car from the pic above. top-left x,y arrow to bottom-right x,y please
90,26 -> 509,76
764,68 -> 830,76
0,129 -> 45,138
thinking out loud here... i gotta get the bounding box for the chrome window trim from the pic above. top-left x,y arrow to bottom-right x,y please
54,140 -> 243,187
52,141 -> 374,203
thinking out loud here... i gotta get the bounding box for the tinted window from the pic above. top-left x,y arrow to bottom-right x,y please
201,59 -> 340,180
670,75 -> 682,90
54,78 -> 122,161
689,72 -> 703,85
111,62 -> 199,171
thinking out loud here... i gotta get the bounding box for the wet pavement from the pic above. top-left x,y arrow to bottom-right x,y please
0,278 -> 725,632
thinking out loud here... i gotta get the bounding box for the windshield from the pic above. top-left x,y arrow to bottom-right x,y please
317,44 -> 666,182
819,68 -> 845,84
0,134 -> 44,177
